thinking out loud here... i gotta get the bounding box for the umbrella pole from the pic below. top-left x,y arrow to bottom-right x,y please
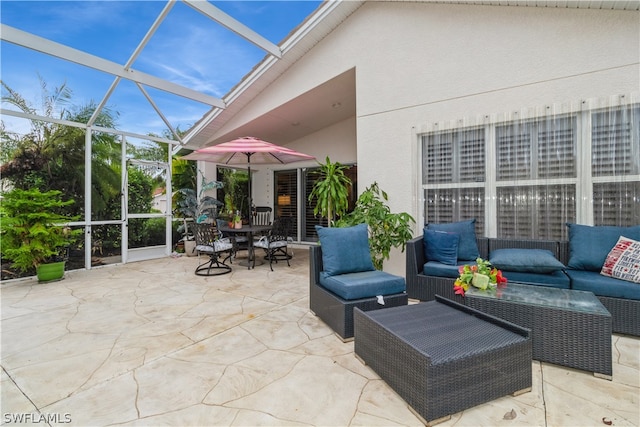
247,154 -> 252,228
247,160 -> 254,270
248,165 -> 252,227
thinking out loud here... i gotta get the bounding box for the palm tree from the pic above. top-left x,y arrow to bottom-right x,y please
308,156 -> 352,227
0,77 -> 121,216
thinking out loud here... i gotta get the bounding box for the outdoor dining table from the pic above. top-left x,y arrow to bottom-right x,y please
217,223 -> 272,269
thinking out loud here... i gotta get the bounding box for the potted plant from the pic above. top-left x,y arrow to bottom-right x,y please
335,182 -> 415,270
308,156 -> 352,227
174,179 -> 223,256
224,194 -> 235,228
233,211 -> 242,229
0,188 -> 81,282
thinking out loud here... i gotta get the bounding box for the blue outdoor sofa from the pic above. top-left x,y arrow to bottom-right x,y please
406,220 -> 640,336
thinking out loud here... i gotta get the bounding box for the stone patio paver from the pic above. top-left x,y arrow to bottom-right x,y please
1,248 -> 639,426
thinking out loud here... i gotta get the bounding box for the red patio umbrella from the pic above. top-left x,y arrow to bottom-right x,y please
182,137 -> 315,226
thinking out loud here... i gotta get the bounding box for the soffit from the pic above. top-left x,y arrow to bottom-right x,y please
201,69 -> 356,149
387,0 -> 638,9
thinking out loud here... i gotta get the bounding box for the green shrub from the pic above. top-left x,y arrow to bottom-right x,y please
0,189 -> 81,272
336,182 -> 414,269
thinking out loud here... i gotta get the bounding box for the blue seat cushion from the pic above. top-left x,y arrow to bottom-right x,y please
566,223 -> 640,271
426,219 -> 479,261
501,270 -> 570,289
423,229 -> 459,265
319,270 -> 406,300
423,261 -> 467,278
490,248 -> 565,273
566,269 -> 640,300
315,224 -> 375,276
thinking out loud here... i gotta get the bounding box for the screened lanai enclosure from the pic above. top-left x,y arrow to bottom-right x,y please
2,1 -> 639,279
0,118 -> 179,278
0,1 -> 310,276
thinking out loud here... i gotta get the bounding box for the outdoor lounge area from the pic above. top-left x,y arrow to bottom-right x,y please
2,248 -> 638,426
2,2 -> 639,425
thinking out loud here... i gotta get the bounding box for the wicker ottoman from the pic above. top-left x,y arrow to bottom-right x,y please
354,297 -> 532,425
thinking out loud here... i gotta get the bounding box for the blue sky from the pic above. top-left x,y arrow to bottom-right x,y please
1,0 -> 322,138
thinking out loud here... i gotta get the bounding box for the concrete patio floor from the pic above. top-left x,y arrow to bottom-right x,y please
1,247 -> 638,426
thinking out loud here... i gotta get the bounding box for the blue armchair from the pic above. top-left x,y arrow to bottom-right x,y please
309,224 -> 408,341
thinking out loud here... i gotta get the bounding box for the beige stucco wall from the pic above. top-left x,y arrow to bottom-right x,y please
356,3 -> 638,274
210,2 -> 640,275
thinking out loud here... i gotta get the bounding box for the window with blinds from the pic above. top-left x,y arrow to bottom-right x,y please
303,168 -> 326,242
421,98 -> 638,241
496,116 -> 575,181
592,105 -> 640,177
497,185 -> 575,240
538,117 -> 576,179
422,128 -> 484,184
423,133 -> 453,184
274,170 -> 298,238
425,188 -> 485,236
593,181 -> 640,226
496,122 -> 532,180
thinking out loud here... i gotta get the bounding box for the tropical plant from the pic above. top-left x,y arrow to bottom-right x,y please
175,177 -> 224,239
0,188 -> 82,272
308,156 -> 352,227
336,182 -> 415,269
172,158 -> 197,195
0,78 -> 121,216
219,168 -> 249,219
124,165 -> 158,248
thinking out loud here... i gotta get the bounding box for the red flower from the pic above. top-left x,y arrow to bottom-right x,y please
496,270 -> 508,284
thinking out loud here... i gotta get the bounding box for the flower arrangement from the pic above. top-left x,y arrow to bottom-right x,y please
454,258 -> 507,296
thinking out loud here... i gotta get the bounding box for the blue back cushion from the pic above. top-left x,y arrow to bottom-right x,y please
423,229 -> 459,265
566,223 -> 640,271
490,248 -> 565,273
501,270 -> 571,289
315,224 -> 375,276
426,219 -> 479,261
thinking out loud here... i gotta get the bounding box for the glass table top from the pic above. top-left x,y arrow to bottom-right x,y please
466,282 -> 609,315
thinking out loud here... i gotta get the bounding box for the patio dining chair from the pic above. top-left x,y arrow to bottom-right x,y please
217,218 -> 248,257
253,206 -> 272,226
252,206 -> 272,241
192,223 -> 233,276
254,217 -> 292,271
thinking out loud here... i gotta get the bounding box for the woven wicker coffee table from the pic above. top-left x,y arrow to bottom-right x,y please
354,296 -> 532,426
465,283 -> 612,378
